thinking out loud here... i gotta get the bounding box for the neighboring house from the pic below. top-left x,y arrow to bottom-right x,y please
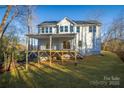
27,17 -> 101,55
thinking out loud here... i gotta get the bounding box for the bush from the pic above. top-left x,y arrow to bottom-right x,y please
116,51 -> 124,62
16,51 -> 26,62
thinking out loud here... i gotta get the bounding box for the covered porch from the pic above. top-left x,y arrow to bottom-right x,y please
25,33 -> 82,69
26,33 -> 77,51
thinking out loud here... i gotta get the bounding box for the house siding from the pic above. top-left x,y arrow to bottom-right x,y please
37,17 -> 101,55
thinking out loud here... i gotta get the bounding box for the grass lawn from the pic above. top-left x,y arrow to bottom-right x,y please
0,51 -> 124,88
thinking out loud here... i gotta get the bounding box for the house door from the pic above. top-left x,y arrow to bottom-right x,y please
46,43 -> 49,49
63,41 -> 70,49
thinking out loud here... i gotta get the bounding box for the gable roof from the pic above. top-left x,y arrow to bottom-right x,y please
38,17 -> 101,26
57,17 -> 76,25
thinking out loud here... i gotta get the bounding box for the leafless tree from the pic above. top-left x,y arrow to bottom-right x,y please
85,9 -> 105,21
0,5 -> 37,71
0,5 -> 19,39
103,10 -> 124,52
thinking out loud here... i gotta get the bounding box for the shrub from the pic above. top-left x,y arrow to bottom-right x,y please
116,51 -> 124,62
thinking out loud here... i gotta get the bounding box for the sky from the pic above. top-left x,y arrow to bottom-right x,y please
1,5 -> 124,43
34,5 -> 124,24
1,5 -> 124,30
34,5 -> 124,34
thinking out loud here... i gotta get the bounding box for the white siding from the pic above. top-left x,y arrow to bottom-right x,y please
57,18 -> 74,34
38,18 -> 101,55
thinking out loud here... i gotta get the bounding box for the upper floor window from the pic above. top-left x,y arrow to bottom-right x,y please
93,26 -> 96,32
49,27 -> 52,33
89,26 -> 92,32
76,26 -> 80,32
42,27 -> 44,33
60,26 -> 63,32
65,26 -> 68,32
70,26 -> 74,32
56,26 -> 59,33
89,26 -> 96,32
38,27 -> 41,33
46,27 -> 48,33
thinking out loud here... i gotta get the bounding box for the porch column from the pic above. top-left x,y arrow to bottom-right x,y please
75,35 -> 77,63
49,35 -> 52,66
71,39 -> 73,50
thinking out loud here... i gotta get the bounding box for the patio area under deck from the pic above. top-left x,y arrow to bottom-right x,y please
25,33 -> 81,69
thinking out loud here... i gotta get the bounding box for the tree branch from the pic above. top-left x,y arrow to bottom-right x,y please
0,6 -> 19,39
0,5 -> 12,32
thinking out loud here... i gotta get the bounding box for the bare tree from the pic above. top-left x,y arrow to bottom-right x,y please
85,9 -> 105,21
103,10 -> 124,52
0,5 -> 19,39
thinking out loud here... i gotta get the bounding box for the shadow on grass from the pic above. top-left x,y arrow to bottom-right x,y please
28,63 -> 90,88
1,51 -> 124,88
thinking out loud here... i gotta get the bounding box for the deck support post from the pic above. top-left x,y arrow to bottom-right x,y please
49,35 -> 52,66
74,51 -> 77,63
37,51 -> 40,67
75,35 -> 77,63
61,51 -> 63,64
26,36 -> 29,71
26,51 -> 28,70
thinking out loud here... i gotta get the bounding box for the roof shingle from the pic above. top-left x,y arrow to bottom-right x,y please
38,18 -> 101,26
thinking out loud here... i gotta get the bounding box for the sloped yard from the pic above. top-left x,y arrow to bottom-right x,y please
0,51 -> 124,88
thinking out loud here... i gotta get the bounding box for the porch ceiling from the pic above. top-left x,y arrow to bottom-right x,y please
26,33 -> 76,39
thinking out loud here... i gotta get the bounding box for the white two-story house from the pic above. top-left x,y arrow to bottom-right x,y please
27,17 -> 101,55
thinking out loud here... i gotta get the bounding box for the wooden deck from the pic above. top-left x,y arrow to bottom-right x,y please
28,49 -> 76,53
25,49 -> 83,70
25,34 -> 80,70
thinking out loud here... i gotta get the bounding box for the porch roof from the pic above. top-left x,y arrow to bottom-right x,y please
26,33 -> 76,39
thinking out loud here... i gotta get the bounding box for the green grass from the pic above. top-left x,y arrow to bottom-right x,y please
0,51 -> 124,88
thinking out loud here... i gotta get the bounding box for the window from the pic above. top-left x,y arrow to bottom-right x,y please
78,41 -> 82,47
89,26 -> 96,32
89,26 -> 92,32
60,26 -> 63,32
46,27 -> 48,33
76,26 -> 80,32
42,27 -> 44,33
49,27 -> 52,33
65,26 -> 68,32
63,41 -> 70,49
70,26 -> 73,32
93,26 -> 96,32
46,43 -> 49,49
56,26 -> 59,33
38,27 -> 41,33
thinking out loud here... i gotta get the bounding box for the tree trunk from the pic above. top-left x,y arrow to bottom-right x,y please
12,52 -> 16,70
0,6 -> 18,39
7,55 -> 12,71
4,52 -> 7,71
0,6 -> 12,33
